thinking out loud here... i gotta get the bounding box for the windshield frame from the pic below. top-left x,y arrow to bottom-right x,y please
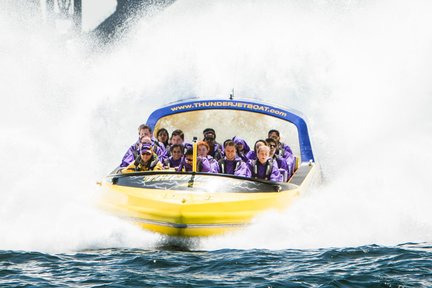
146,98 -> 314,163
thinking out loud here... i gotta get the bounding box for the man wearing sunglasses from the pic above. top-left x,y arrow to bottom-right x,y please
268,129 -> 295,177
266,138 -> 290,181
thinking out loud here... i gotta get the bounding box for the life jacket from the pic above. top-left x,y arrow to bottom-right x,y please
250,159 -> 274,180
218,159 -> 241,175
134,154 -> 159,171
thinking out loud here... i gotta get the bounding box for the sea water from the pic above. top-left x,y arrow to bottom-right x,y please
1,1 -> 431,287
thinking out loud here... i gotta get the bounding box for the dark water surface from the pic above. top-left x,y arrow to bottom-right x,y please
1,243 -> 431,287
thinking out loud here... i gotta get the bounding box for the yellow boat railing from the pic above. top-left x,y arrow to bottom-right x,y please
192,137 -> 198,172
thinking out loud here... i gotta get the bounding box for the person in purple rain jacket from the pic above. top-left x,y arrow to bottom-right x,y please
266,137 -> 291,181
202,128 -> 223,161
119,124 -> 148,167
268,129 -> 295,173
140,124 -> 166,155
232,136 -> 251,164
246,139 -> 267,162
120,140 -> 141,168
156,128 -> 170,150
141,136 -> 167,161
177,144 -> 217,173
218,140 -> 251,177
197,141 -> 219,173
163,144 -> 184,170
178,148 -> 194,172
120,124 -> 167,167
170,129 -> 192,154
121,143 -> 163,173
249,145 -> 282,182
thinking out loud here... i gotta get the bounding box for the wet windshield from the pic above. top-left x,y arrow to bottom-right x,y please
153,109 -> 300,160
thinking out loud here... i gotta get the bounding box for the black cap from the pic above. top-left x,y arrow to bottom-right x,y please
203,128 -> 215,135
268,129 -> 280,137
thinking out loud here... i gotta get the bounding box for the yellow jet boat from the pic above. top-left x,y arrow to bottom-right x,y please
99,98 -> 320,237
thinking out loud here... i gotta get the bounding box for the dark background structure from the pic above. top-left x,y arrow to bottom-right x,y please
44,0 -> 175,44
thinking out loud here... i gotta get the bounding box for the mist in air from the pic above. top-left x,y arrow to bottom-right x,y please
0,0 -> 431,252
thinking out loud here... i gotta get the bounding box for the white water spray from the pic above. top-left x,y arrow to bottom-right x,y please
1,0 -> 431,252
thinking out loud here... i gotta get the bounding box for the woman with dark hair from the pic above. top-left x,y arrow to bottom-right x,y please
156,128 -> 170,150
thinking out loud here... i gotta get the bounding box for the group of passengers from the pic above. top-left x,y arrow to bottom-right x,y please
119,124 -> 296,182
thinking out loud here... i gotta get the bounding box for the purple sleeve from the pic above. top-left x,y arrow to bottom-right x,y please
234,161 -> 251,178
270,160 -> 283,182
246,151 -> 256,161
199,157 -> 219,173
284,154 -> 295,177
207,157 -> 219,173
120,145 -> 136,167
177,159 -> 192,172
277,156 -> 289,171
198,157 -> 211,172
283,144 -> 294,158
154,145 -> 167,162
210,158 -> 220,173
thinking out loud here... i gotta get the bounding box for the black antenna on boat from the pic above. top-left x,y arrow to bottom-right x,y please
229,88 -> 234,100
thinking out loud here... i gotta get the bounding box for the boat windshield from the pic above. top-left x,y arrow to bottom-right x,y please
111,173 -> 291,193
153,109 -> 300,160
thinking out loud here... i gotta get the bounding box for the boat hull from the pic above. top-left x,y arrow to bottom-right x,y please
100,163 -> 319,237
